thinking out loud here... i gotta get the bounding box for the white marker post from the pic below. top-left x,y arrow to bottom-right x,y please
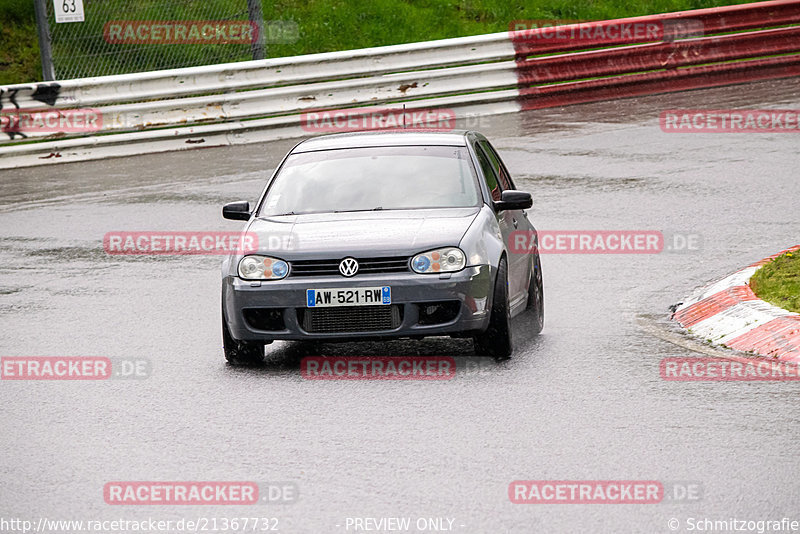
53,0 -> 84,23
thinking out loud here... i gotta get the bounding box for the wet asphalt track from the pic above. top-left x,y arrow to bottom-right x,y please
1,78 -> 799,533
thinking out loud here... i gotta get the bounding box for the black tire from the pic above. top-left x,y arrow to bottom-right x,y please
526,252 -> 544,335
473,257 -> 513,360
222,306 -> 264,366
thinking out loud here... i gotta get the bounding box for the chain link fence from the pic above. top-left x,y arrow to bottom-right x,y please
38,0 -> 298,81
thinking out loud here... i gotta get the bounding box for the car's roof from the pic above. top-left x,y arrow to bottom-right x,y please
292,130 -> 472,153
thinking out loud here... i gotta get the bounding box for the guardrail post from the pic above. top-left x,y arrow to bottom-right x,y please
33,0 -> 56,81
247,0 -> 267,60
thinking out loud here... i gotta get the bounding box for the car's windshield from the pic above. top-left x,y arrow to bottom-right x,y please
258,145 -> 480,216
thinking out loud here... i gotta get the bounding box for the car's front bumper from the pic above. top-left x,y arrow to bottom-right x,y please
222,265 -> 493,341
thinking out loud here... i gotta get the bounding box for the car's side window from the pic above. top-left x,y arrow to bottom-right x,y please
479,140 -> 514,191
475,144 -> 502,202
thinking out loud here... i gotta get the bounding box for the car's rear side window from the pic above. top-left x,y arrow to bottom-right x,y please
475,144 -> 502,202
479,140 -> 514,191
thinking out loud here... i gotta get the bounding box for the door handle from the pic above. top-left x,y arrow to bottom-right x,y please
512,218 -> 519,228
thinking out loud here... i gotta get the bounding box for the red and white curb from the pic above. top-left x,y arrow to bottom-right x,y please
672,246 -> 800,362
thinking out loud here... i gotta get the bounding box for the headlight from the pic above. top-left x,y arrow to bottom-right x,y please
411,247 -> 466,274
238,255 -> 289,280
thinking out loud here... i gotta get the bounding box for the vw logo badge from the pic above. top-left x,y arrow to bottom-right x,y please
339,257 -> 359,277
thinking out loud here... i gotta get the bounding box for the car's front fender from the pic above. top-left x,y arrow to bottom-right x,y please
459,204 -> 505,271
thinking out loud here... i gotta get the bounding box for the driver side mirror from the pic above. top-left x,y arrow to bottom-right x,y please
493,190 -> 532,212
222,201 -> 251,221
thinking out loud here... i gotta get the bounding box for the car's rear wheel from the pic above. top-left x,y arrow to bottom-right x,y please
473,257 -> 513,361
222,306 -> 264,366
526,252 -> 544,335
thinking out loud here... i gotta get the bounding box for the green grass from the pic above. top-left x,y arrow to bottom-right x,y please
1,0 -> 759,85
750,249 -> 800,313
0,0 -> 40,85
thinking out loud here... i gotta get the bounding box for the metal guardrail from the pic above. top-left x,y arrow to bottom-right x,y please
1,0 -> 798,169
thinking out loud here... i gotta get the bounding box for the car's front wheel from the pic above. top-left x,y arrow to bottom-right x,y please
222,306 -> 264,366
473,257 -> 513,360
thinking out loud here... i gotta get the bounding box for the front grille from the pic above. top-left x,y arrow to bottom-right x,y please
290,256 -> 409,277
299,305 -> 402,333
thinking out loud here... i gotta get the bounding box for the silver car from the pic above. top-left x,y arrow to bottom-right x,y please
221,130 -> 543,364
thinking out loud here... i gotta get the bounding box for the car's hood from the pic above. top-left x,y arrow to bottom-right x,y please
246,207 -> 480,259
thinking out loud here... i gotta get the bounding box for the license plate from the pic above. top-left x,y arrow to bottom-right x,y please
306,286 -> 391,307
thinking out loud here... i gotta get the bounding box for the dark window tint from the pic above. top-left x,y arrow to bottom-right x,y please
479,140 -> 514,191
475,145 -> 502,202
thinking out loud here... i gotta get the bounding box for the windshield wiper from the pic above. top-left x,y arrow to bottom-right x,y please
333,207 -> 384,213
